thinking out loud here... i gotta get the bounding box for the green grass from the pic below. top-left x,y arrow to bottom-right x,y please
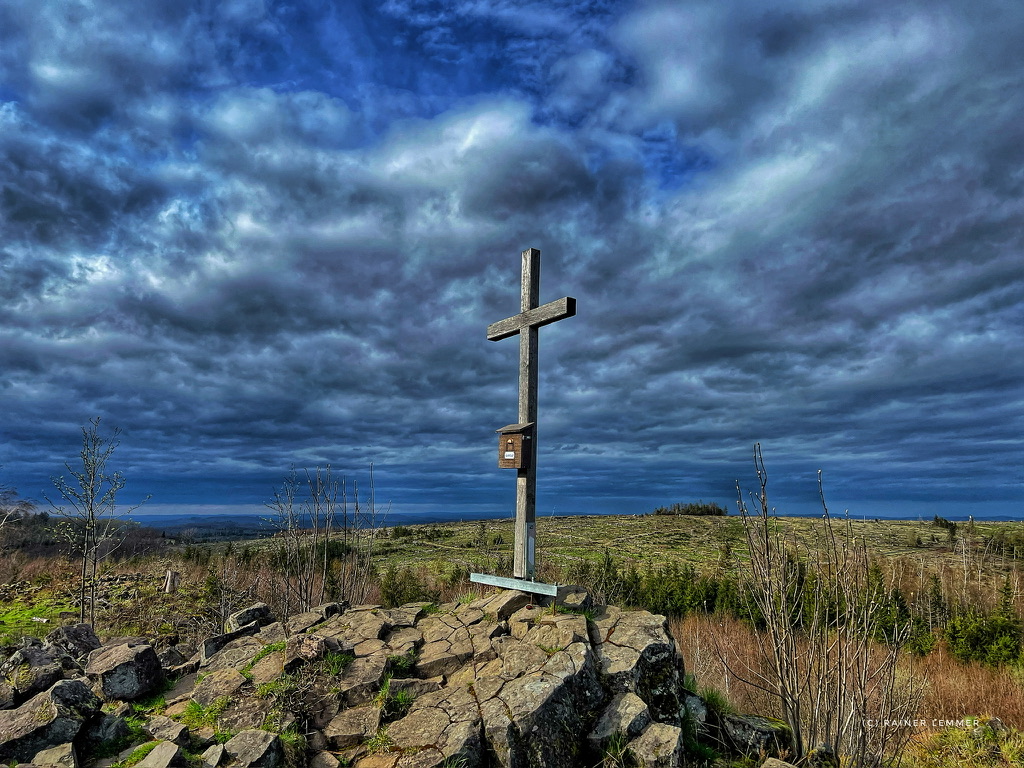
241,641 -> 286,679
600,731 -> 634,768
178,697 -> 230,730
255,673 -> 300,699
110,740 -> 160,768
373,675 -> 415,721
365,726 -> 394,754
386,649 -> 417,676
0,595 -> 75,645
318,651 -> 355,677
359,515 -> 1023,582
129,676 -> 175,716
904,719 -> 1024,768
698,685 -> 734,717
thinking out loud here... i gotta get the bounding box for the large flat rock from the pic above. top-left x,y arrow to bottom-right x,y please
0,679 -> 101,764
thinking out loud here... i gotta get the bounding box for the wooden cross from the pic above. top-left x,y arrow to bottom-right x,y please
487,247 -> 576,580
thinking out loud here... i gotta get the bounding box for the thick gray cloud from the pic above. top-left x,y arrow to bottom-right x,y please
1,0 -> 1021,521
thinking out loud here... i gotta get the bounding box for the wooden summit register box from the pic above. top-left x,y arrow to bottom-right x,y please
496,423 -> 534,469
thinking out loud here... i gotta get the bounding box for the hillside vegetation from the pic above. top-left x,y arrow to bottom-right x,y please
3,464 -> 1023,768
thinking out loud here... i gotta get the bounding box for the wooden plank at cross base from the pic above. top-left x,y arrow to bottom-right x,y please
469,572 -> 561,597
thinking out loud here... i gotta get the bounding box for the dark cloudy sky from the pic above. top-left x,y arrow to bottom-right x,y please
1,0 -> 1022,523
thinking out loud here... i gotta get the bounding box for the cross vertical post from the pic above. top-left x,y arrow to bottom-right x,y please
517,248 -> 540,579
485,247 -> 575,581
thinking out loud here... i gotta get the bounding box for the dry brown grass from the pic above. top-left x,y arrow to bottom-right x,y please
0,551 -> 76,585
671,613 -> 779,718
912,642 -> 1024,730
672,613 -> 1024,740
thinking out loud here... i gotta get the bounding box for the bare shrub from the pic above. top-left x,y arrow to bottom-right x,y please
46,418 -> 148,625
265,465 -> 386,616
0,480 -> 33,530
733,443 -> 922,767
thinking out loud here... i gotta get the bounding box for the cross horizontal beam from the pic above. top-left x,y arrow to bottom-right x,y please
486,296 -> 577,341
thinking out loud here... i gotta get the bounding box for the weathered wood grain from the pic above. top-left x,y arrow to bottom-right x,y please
486,297 -> 577,341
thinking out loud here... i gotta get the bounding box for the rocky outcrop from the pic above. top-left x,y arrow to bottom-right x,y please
0,591 -> 761,768
44,625 -> 102,663
0,679 -> 101,764
0,643 -> 65,706
226,605 -> 274,633
85,643 -> 164,702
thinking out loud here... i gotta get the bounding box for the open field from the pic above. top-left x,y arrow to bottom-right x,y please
3,510 -> 1022,764
368,514 -> 1024,586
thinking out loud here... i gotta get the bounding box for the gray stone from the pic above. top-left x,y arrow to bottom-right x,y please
323,706 -> 381,748
337,655 -> 389,707
308,751 -> 340,768
286,612 -> 325,635
283,634 -> 329,672
389,677 -> 442,698
480,639 -> 605,768
415,640 -> 474,679
522,612 -> 589,651
470,590 -> 533,622
199,623 -> 259,665
0,679 -> 101,764
145,715 -> 190,746
558,588 -> 594,613
43,625 -> 101,663
588,692 -> 652,752
627,723 -> 683,768
415,615 -> 500,680
761,759 -> 799,768
226,604 -> 274,633
202,637 -> 262,672
246,651 -> 283,686
167,657 -> 201,679
804,744 -> 838,768
682,693 -> 708,735
718,714 -> 790,759
255,623 -> 287,645
31,742 -> 77,768
314,602 -> 346,619
191,668 -> 247,707
590,608 -> 685,725
136,741 -> 184,768
377,605 -> 425,628
216,697 -> 278,734
0,645 -> 63,704
387,686 -> 482,767
85,643 -> 164,702
223,730 -> 283,768
82,712 -> 130,748
163,672 -> 198,705
201,744 -> 225,768
476,636 -> 548,680
384,626 -> 423,659
0,678 -> 15,709
156,647 -> 187,669
318,609 -> 391,646
102,636 -> 151,648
